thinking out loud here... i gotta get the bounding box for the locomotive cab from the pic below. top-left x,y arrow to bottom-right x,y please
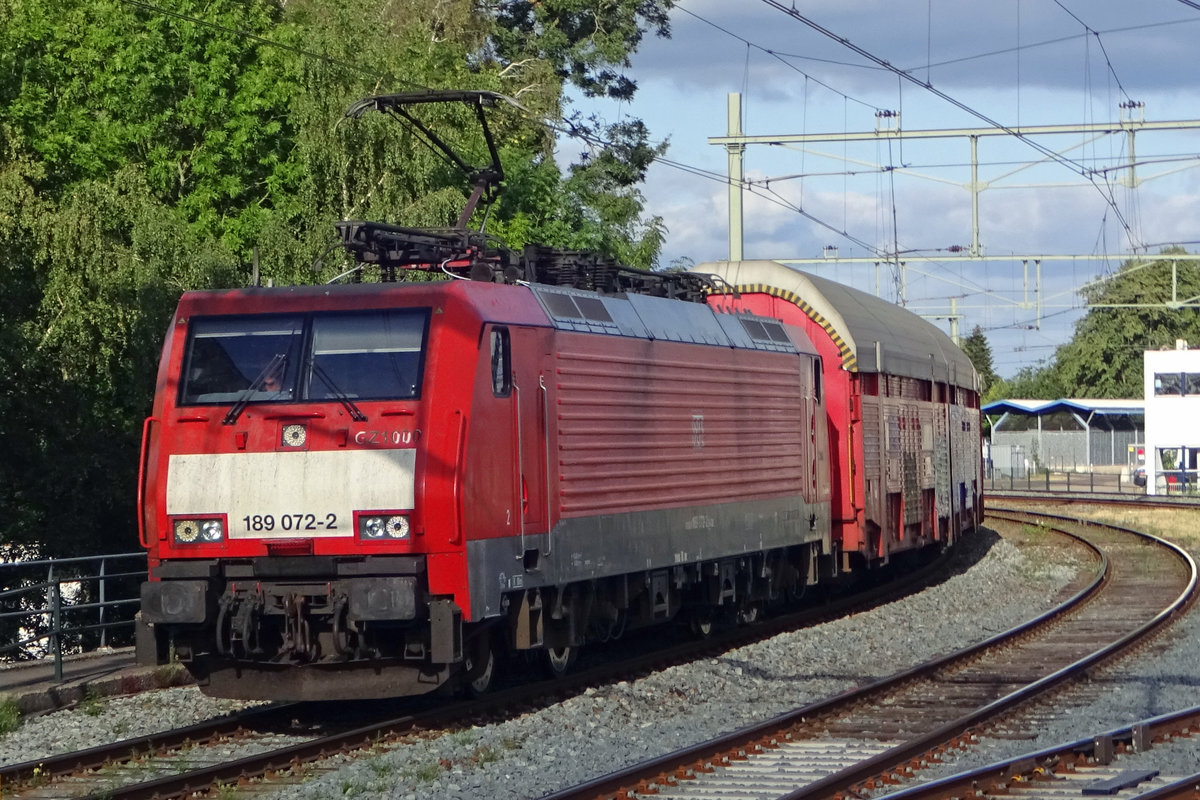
138,283 -> 521,699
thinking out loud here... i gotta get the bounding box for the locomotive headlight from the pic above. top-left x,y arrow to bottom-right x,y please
173,518 -> 224,545
359,515 -> 411,540
361,516 -> 387,539
281,423 -> 307,448
199,519 -> 224,542
174,520 -> 200,544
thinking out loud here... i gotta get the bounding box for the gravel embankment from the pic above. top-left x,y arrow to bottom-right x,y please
4,522 -> 1193,799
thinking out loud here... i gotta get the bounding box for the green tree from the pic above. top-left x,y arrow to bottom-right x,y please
988,363 -> 1065,403
2,0 -> 297,252
985,250 -> 1200,404
961,326 -> 997,398
488,119 -> 667,267
1052,250 -> 1200,398
491,0 -> 672,101
0,0 -> 674,557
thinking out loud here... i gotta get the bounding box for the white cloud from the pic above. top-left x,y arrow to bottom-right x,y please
581,2 -> 1200,376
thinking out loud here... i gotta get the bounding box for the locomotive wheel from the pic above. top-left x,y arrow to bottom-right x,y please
465,634 -> 497,696
544,645 -> 577,678
786,582 -> 807,603
737,602 -> 761,626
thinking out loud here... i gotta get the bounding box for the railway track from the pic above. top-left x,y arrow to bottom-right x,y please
0,546 -> 960,800
877,704 -> 1200,800
541,507 -> 1197,800
988,490 -> 1200,511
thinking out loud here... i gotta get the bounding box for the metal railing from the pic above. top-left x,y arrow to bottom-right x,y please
0,552 -> 147,681
985,469 -> 1140,494
983,468 -> 1200,496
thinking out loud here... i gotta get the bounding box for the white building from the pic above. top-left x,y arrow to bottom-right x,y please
1143,341 -> 1200,495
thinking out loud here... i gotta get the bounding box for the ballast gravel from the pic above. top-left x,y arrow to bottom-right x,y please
284,531 -> 1084,799
2,524 -> 1195,799
0,688 -> 252,767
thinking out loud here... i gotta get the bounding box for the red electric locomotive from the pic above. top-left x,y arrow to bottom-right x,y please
137,225 -> 835,700
137,92 -> 981,701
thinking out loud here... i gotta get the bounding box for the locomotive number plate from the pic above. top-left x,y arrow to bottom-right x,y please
168,450 -> 415,540
241,513 -> 339,533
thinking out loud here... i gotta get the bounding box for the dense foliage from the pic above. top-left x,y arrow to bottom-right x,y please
0,0 -> 672,556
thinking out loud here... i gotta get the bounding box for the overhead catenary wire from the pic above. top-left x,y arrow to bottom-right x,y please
755,0 -> 1140,250
900,16 -> 1200,75
1051,0 -> 1133,103
672,3 -> 881,112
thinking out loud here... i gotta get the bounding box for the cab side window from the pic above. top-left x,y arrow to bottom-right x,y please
490,328 -> 511,397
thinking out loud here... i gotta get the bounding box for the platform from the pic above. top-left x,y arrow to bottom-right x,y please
0,648 -> 193,716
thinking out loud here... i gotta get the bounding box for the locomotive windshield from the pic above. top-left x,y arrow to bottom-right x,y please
179,310 -> 428,405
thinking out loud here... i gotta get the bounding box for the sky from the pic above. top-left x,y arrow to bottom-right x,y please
564,1 -> 1200,379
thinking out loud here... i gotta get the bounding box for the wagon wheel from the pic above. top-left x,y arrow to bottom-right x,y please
737,600 -> 761,626
543,645 -> 577,678
688,612 -> 714,639
607,610 -> 627,641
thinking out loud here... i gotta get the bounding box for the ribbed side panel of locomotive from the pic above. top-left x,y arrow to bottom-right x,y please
468,289 -> 834,656
554,344 -> 809,514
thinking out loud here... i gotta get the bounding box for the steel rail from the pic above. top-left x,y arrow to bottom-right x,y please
20,541 -> 957,799
0,703 -> 301,786
775,508 -> 1197,800
545,509 -> 1197,800
540,519 -> 1109,800
988,491 -> 1200,509
875,705 -> 1200,800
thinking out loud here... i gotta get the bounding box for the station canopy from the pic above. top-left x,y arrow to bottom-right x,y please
983,398 -> 1143,471
983,398 -> 1145,418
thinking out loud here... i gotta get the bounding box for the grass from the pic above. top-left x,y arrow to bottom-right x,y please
153,661 -> 188,686
1073,506 -> 1200,551
1020,523 -> 1048,540
0,697 -> 20,735
80,684 -> 106,717
474,745 -> 501,764
448,728 -> 477,746
399,761 -> 445,783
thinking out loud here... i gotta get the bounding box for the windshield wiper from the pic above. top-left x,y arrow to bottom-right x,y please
223,353 -> 287,426
309,360 -> 367,422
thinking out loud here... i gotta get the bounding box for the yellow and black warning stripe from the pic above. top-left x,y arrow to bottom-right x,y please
719,283 -> 857,372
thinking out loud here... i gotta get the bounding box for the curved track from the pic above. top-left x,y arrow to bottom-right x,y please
541,507 -> 1196,800
0,548 -> 959,799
